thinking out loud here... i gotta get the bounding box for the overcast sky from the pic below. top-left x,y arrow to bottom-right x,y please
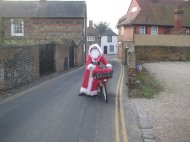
85,0 -> 131,33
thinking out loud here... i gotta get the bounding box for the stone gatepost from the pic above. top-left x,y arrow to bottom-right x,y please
127,46 -> 136,92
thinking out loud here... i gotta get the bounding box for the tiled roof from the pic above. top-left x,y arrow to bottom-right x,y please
118,0 -> 190,27
0,1 -> 86,18
87,26 -> 100,36
101,29 -> 117,36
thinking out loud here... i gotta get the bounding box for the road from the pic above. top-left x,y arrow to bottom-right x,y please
0,55 -> 131,142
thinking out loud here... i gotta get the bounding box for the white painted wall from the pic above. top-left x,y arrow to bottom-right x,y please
101,36 -> 118,54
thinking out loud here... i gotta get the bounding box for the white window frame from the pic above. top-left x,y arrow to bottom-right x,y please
109,45 -> 114,52
151,26 -> 158,35
11,19 -> 24,36
107,36 -> 112,42
139,26 -> 146,34
186,28 -> 190,34
87,36 -> 95,42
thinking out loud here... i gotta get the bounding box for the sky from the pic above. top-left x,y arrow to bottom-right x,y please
85,0 -> 131,33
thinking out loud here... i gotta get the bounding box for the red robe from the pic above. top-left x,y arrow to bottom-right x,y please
80,54 -> 109,96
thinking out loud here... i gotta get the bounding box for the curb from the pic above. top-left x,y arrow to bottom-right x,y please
134,104 -> 157,142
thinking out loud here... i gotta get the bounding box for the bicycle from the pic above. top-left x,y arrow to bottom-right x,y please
93,68 -> 113,102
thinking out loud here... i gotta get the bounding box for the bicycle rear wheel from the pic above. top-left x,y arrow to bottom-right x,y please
102,83 -> 108,102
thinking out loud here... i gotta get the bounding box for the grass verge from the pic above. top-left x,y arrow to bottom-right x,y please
135,69 -> 163,98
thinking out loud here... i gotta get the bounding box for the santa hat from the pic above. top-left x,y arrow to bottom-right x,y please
88,44 -> 103,56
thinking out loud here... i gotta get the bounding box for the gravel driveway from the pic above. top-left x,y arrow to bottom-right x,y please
130,62 -> 190,142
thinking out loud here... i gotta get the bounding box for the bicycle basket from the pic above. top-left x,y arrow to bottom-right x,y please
94,72 -> 113,79
93,68 -> 113,79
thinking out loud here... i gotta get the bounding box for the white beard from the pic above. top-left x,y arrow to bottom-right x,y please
90,49 -> 100,59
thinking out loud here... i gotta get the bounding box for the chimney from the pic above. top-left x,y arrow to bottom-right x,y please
174,5 -> 184,31
89,20 -> 93,27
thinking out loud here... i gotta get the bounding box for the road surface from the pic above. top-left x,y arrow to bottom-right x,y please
0,55 -> 132,142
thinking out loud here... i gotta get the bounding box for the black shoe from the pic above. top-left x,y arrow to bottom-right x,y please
78,93 -> 85,96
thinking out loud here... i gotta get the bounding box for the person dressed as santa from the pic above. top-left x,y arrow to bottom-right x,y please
79,44 -> 112,96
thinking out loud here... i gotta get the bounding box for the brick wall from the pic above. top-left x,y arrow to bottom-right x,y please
122,26 -> 134,41
3,18 -> 84,44
0,42 -> 84,91
0,46 -> 39,90
54,44 -> 69,72
136,46 -> 190,62
3,18 -> 85,68
118,26 -> 134,63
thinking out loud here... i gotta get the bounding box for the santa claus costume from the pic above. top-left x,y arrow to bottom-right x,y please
79,44 -> 112,96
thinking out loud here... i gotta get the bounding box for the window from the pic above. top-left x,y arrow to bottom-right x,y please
87,36 -> 95,42
11,19 -> 24,36
125,18 -> 131,24
139,26 -> 146,34
151,26 -> 158,35
186,28 -> 190,34
109,45 -> 114,52
107,36 -> 112,42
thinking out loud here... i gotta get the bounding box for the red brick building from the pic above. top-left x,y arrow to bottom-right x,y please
0,1 -> 87,90
117,0 -> 190,64
117,0 -> 190,89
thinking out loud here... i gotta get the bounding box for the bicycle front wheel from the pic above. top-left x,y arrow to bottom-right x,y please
102,83 -> 108,102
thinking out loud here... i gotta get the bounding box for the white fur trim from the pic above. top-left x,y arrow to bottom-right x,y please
80,72 -> 93,95
80,88 -> 98,96
80,87 -> 98,96
87,73 -> 94,94
88,44 -> 103,56
80,87 -> 90,94
80,72 -> 98,96
106,64 -> 112,68
87,64 -> 95,70
90,90 -> 98,96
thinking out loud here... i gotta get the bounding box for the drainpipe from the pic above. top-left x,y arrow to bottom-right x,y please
0,17 -> 3,43
84,2 -> 87,65
0,1 -> 3,43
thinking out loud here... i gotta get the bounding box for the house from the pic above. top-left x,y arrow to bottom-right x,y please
86,20 -> 101,53
117,0 -> 190,36
117,0 -> 190,89
117,0 -> 190,63
87,20 -> 118,55
101,29 -> 118,55
0,0 -> 87,67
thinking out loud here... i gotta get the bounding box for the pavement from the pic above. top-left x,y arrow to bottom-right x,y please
123,65 -> 157,142
106,55 -> 156,142
130,62 -> 190,142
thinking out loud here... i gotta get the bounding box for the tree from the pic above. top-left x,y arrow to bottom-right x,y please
94,22 -> 110,35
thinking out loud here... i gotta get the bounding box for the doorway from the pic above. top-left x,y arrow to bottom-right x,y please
104,46 -> 107,54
